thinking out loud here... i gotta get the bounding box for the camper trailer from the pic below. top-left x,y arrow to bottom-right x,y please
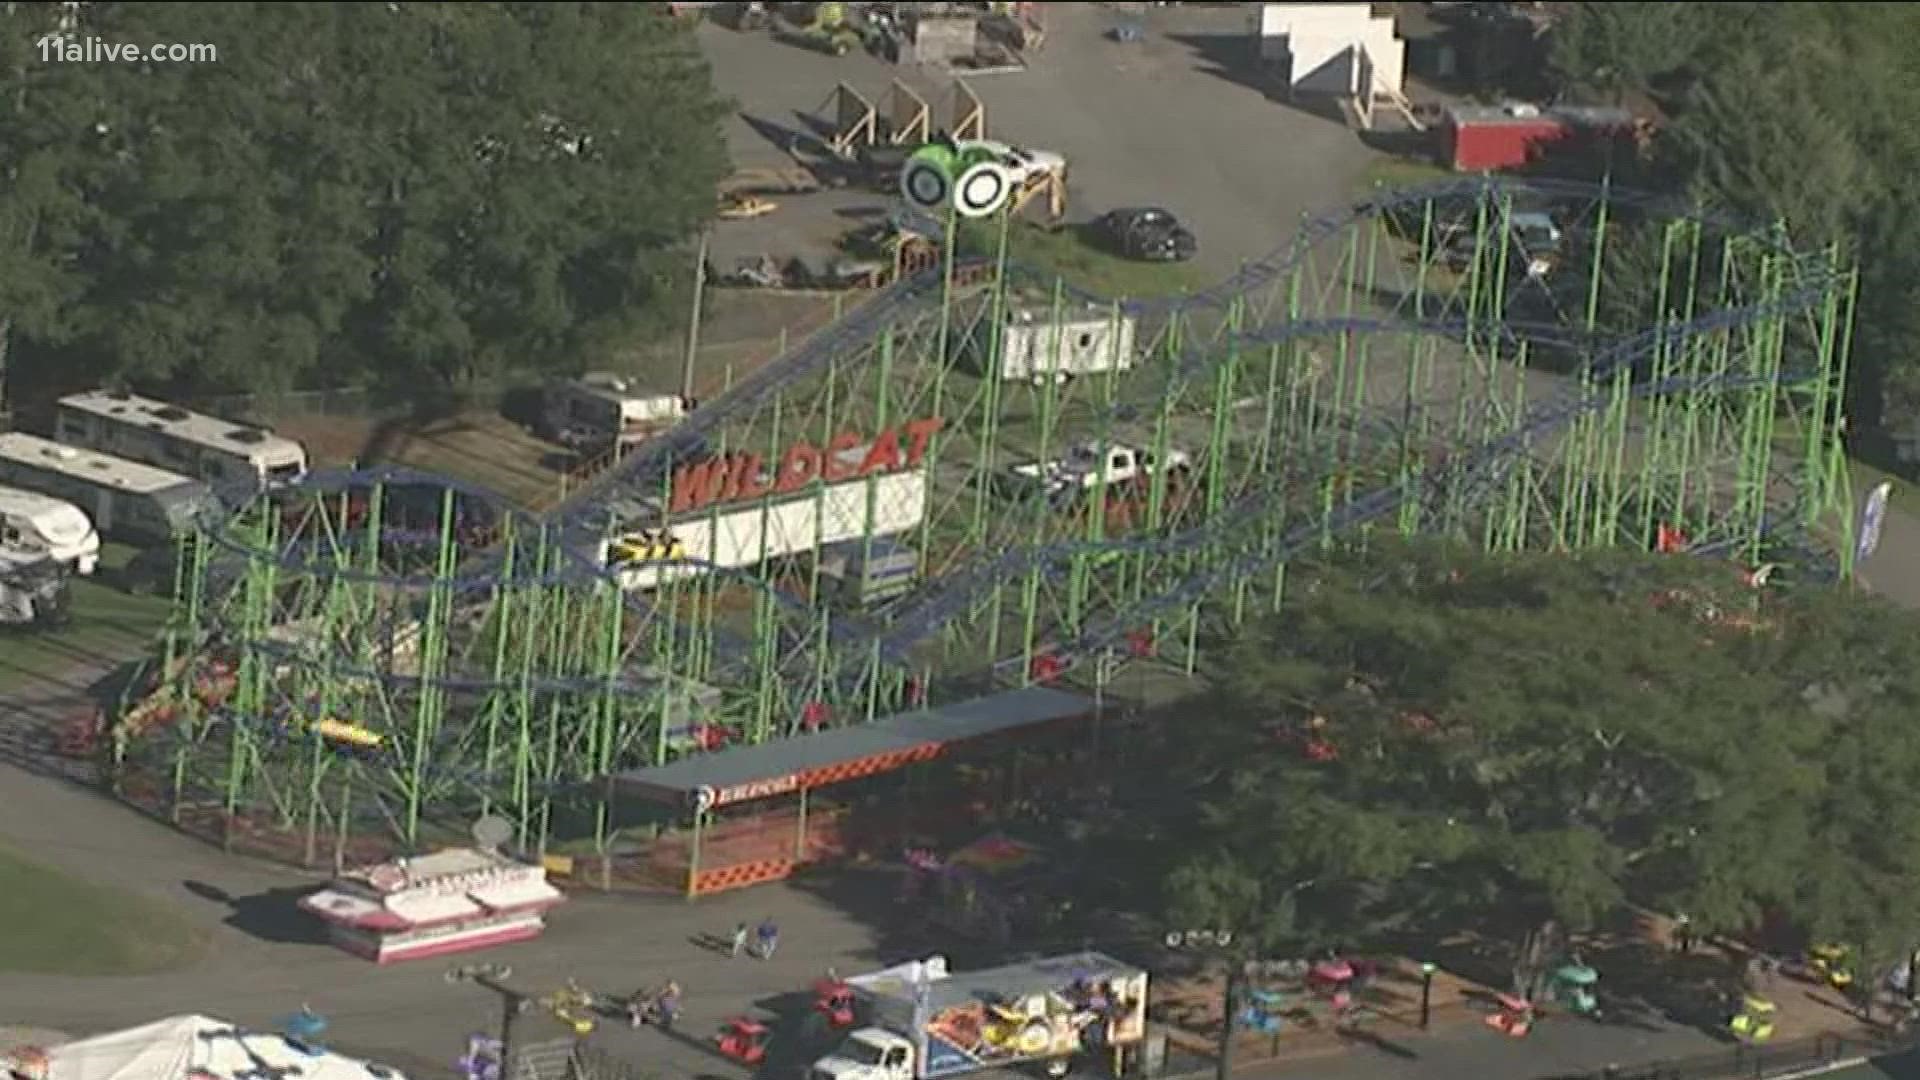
54,389 -> 308,493
538,373 -> 690,452
0,433 -> 214,544
0,485 -> 100,575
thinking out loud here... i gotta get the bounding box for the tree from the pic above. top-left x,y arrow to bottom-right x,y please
1157,540 -> 1920,991
0,2 -> 728,404
1549,2 -> 1920,435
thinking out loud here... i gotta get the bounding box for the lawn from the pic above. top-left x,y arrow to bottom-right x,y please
966,220 -> 1211,300
0,544 -> 173,695
1357,154 -> 1454,195
0,840 -> 206,974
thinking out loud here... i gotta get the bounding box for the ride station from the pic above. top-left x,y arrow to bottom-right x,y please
611,686 -> 1093,896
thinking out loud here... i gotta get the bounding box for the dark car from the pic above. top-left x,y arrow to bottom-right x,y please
1094,207 -> 1198,262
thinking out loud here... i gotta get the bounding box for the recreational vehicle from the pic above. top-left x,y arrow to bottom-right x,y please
0,433 -> 214,544
0,485 -> 100,575
53,389 -> 309,493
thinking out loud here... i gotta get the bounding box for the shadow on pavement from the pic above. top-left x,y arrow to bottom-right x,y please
183,879 -> 332,946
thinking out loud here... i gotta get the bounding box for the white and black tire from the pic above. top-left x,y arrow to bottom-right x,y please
901,157 -> 952,212
954,160 -> 1013,218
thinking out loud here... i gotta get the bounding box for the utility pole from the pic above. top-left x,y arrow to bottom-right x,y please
447,963 -> 527,1080
680,232 -> 709,402
1165,928 -> 1238,1080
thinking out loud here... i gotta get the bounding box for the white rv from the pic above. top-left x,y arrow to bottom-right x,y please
54,389 -> 309,492
0,485 -> 100,575
0,433 -> 214,544
538,373 -> 690,451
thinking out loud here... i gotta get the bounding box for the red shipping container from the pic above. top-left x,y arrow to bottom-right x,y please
1443,105 -> 1634,172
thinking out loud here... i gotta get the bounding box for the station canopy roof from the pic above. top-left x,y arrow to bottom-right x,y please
612,686 -> 1093,811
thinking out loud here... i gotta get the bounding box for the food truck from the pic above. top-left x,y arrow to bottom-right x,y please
297,847 -> 565,964
809,953 -> 1148,1080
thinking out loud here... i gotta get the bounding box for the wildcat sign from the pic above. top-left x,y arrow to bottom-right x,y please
669,417 -> 944,515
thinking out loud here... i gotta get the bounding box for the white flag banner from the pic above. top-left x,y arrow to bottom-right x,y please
1856,480 -> 1893,563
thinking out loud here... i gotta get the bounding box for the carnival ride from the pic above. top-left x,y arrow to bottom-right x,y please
108,154 -> 1859,868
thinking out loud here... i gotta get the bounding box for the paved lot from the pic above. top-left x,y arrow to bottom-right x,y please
697,4 -> 1379,279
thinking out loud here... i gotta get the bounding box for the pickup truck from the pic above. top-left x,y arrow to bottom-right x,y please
809,953 -> 1148,1080
1005,442 -> 1191,501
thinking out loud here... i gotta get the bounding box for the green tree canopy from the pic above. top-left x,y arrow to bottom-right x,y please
1549,2 -> 1920,434
1158,541 -> 1920,989
0,1 -> 727,403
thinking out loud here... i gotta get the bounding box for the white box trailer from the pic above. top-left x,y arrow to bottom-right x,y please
604,470 -> 928,590
969,305 -> 1138,385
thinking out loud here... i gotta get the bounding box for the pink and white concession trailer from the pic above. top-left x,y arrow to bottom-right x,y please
298,847 -> 565,964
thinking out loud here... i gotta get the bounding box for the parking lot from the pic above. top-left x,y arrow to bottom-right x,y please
697,3 -> 1383,280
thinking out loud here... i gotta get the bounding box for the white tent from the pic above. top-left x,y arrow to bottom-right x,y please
33,1016 -> 406,1080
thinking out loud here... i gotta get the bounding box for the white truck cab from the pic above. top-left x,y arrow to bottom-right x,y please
811,1028 -> 916,1080
1008,442 -> 1192,498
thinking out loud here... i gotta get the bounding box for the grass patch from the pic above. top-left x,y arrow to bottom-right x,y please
1357,155 -> 1453,194
0,545 -> 172,695
964,221 -> 1210,300
0,840 -> 206,974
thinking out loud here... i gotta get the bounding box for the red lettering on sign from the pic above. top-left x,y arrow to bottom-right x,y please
669,457 -> 735,514
902,416 -> 942,466
775,442 -> 822,494
666,417 -> 945,514
731,452 -> 771,501
860,425 -> 902,476
822,431 -> 864,482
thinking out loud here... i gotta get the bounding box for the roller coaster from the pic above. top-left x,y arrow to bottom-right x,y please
109,174 -> 1857,867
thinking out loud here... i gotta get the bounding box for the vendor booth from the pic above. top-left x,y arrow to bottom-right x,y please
612,686 -> 1093,897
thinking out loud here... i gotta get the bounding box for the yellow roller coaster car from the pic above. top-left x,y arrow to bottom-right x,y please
311,718 -> 385,750
608,531 -> 686,564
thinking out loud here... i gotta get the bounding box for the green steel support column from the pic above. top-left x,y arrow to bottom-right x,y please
1401,198 -> 1438,536
1634,222 -> 1682,544
754,395 -> 786,743
1564,178 -> 1613,548
1800,256 -> 1841,520
479,528 -> 518,819
592,574 -> 627,866
967,210 -> 1016,551
862,327 -> 897,720
1700,240 -> 1739,535
519,529 -> 552,847
1601,370 -> 1632,544
401,490 -> 458,846
1020,279 -> 1068,680
224,508 -> 280,844
1670,222 -> 1709,528
1811,259 -> 1859,526
167,531 -> 209,818
811,352 -> 841,607
1205,313 -> 1239,623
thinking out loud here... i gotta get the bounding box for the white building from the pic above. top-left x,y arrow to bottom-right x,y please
1250,4 -> 1410,125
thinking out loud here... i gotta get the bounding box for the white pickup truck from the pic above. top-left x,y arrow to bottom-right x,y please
809,953 -> 1149,1080
1005,442 -> 1191,500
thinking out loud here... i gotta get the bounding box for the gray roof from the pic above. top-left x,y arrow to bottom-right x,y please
861,952 -> 1143,1013
612,686 -> 1093,805
1448,104 -> 1634,128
